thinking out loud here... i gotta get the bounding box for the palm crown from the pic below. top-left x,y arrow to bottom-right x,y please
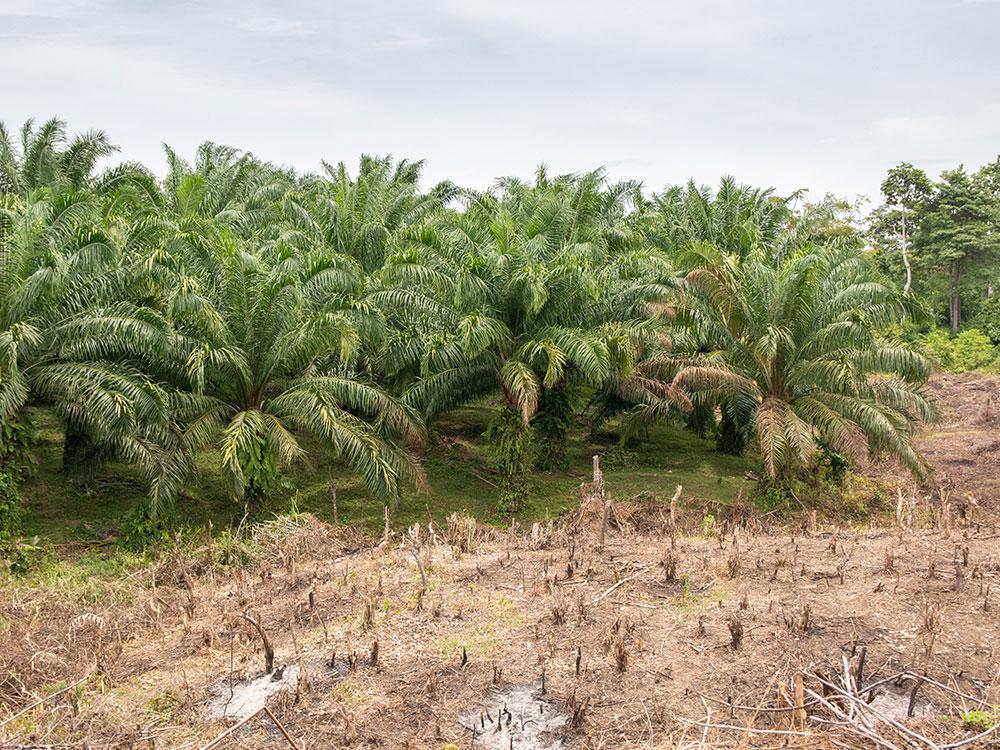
665,242 -> 934,480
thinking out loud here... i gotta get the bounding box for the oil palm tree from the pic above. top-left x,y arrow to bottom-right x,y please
134,143 -> 292,286
154,237 -> 425,507
381,168 -> 670,512
655,242 -> 934,482
0,118 -> 118,196
650,177 -> 794,259
0,187 -> 183,503
297,155 -> 456,273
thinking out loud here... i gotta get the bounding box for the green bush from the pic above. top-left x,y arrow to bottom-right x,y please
815,440 -> 850,485
972,295 -> 1000,343
118,505 -> 171,552
752,482 -> 792,513
923,328 -> 954,368
0,414 -> 33,475
0,471 -> 38,574
922,327 -> 998,372
961,709 -> 998,732
951,329 -> 997,371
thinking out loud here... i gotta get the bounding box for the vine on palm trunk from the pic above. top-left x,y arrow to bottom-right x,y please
533,387 -> 574,471
487,406 -> 532,515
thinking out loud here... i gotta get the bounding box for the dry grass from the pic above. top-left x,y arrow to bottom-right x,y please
2,499 -> 999,749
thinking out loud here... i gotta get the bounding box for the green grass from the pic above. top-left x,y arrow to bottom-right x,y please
17,405 -> 752,543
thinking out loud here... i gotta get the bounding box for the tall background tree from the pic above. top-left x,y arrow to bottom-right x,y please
870,159 -> 1000,335
915,166 -> 999,332
871,163 -> 932,294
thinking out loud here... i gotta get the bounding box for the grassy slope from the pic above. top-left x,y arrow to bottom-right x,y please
19,405 -> 751,542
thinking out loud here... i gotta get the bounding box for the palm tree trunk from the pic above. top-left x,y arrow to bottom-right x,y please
900,211 -> 912,294
950,261 -> 962,333
717,402 -> 748,456
490,404 -> 531,515
534,387 -> 572,471
62,422 -> 98,481
686,402 -> 716,439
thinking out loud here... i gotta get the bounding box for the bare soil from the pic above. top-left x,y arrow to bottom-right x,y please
917,371 -> 1000,515
2,373 -> 999,750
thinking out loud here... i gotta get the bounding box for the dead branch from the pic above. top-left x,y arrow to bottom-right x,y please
240,611 -> 275,674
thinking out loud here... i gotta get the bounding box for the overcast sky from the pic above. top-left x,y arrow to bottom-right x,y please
2,0 -> 998,203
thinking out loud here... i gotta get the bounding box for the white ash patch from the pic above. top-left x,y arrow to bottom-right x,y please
867,684 -> 932,723
459,682 -> 568,749
203,664 -> 299,722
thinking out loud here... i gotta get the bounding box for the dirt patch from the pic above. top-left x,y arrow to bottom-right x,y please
916,372 -> 1000,512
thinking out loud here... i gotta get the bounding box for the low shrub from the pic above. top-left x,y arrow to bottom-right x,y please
922,327 -> 998,372
0,414 -> 33,475
961,709 -> 998,733
951,329 -> 998,371
0,471 -> 46,574
971,294 -> 1000,343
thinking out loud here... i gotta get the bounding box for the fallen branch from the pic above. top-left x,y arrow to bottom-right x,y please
677,716 -> 815,737
807,671 -> 943,750
591,564 -> 654,605
199,706 -> 303,750
942,721 -> 1000,750
263,706 -> 303,749
199,707 -> 264,750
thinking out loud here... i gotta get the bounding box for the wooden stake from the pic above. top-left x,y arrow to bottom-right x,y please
906,675 -> 924,718
595,455 -> 608,549
669,484 -> 682,531
953,545 -> 965,591
793,674 -> 807,729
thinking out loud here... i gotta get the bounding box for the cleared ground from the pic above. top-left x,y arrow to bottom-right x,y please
3,503 -> 998,749
2,374 -> 999,749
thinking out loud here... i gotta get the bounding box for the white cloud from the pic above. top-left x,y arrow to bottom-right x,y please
235,15 -> 311,36
1,0 -> 999,199
873,115 -> 964,142
0,0 -> 98,17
